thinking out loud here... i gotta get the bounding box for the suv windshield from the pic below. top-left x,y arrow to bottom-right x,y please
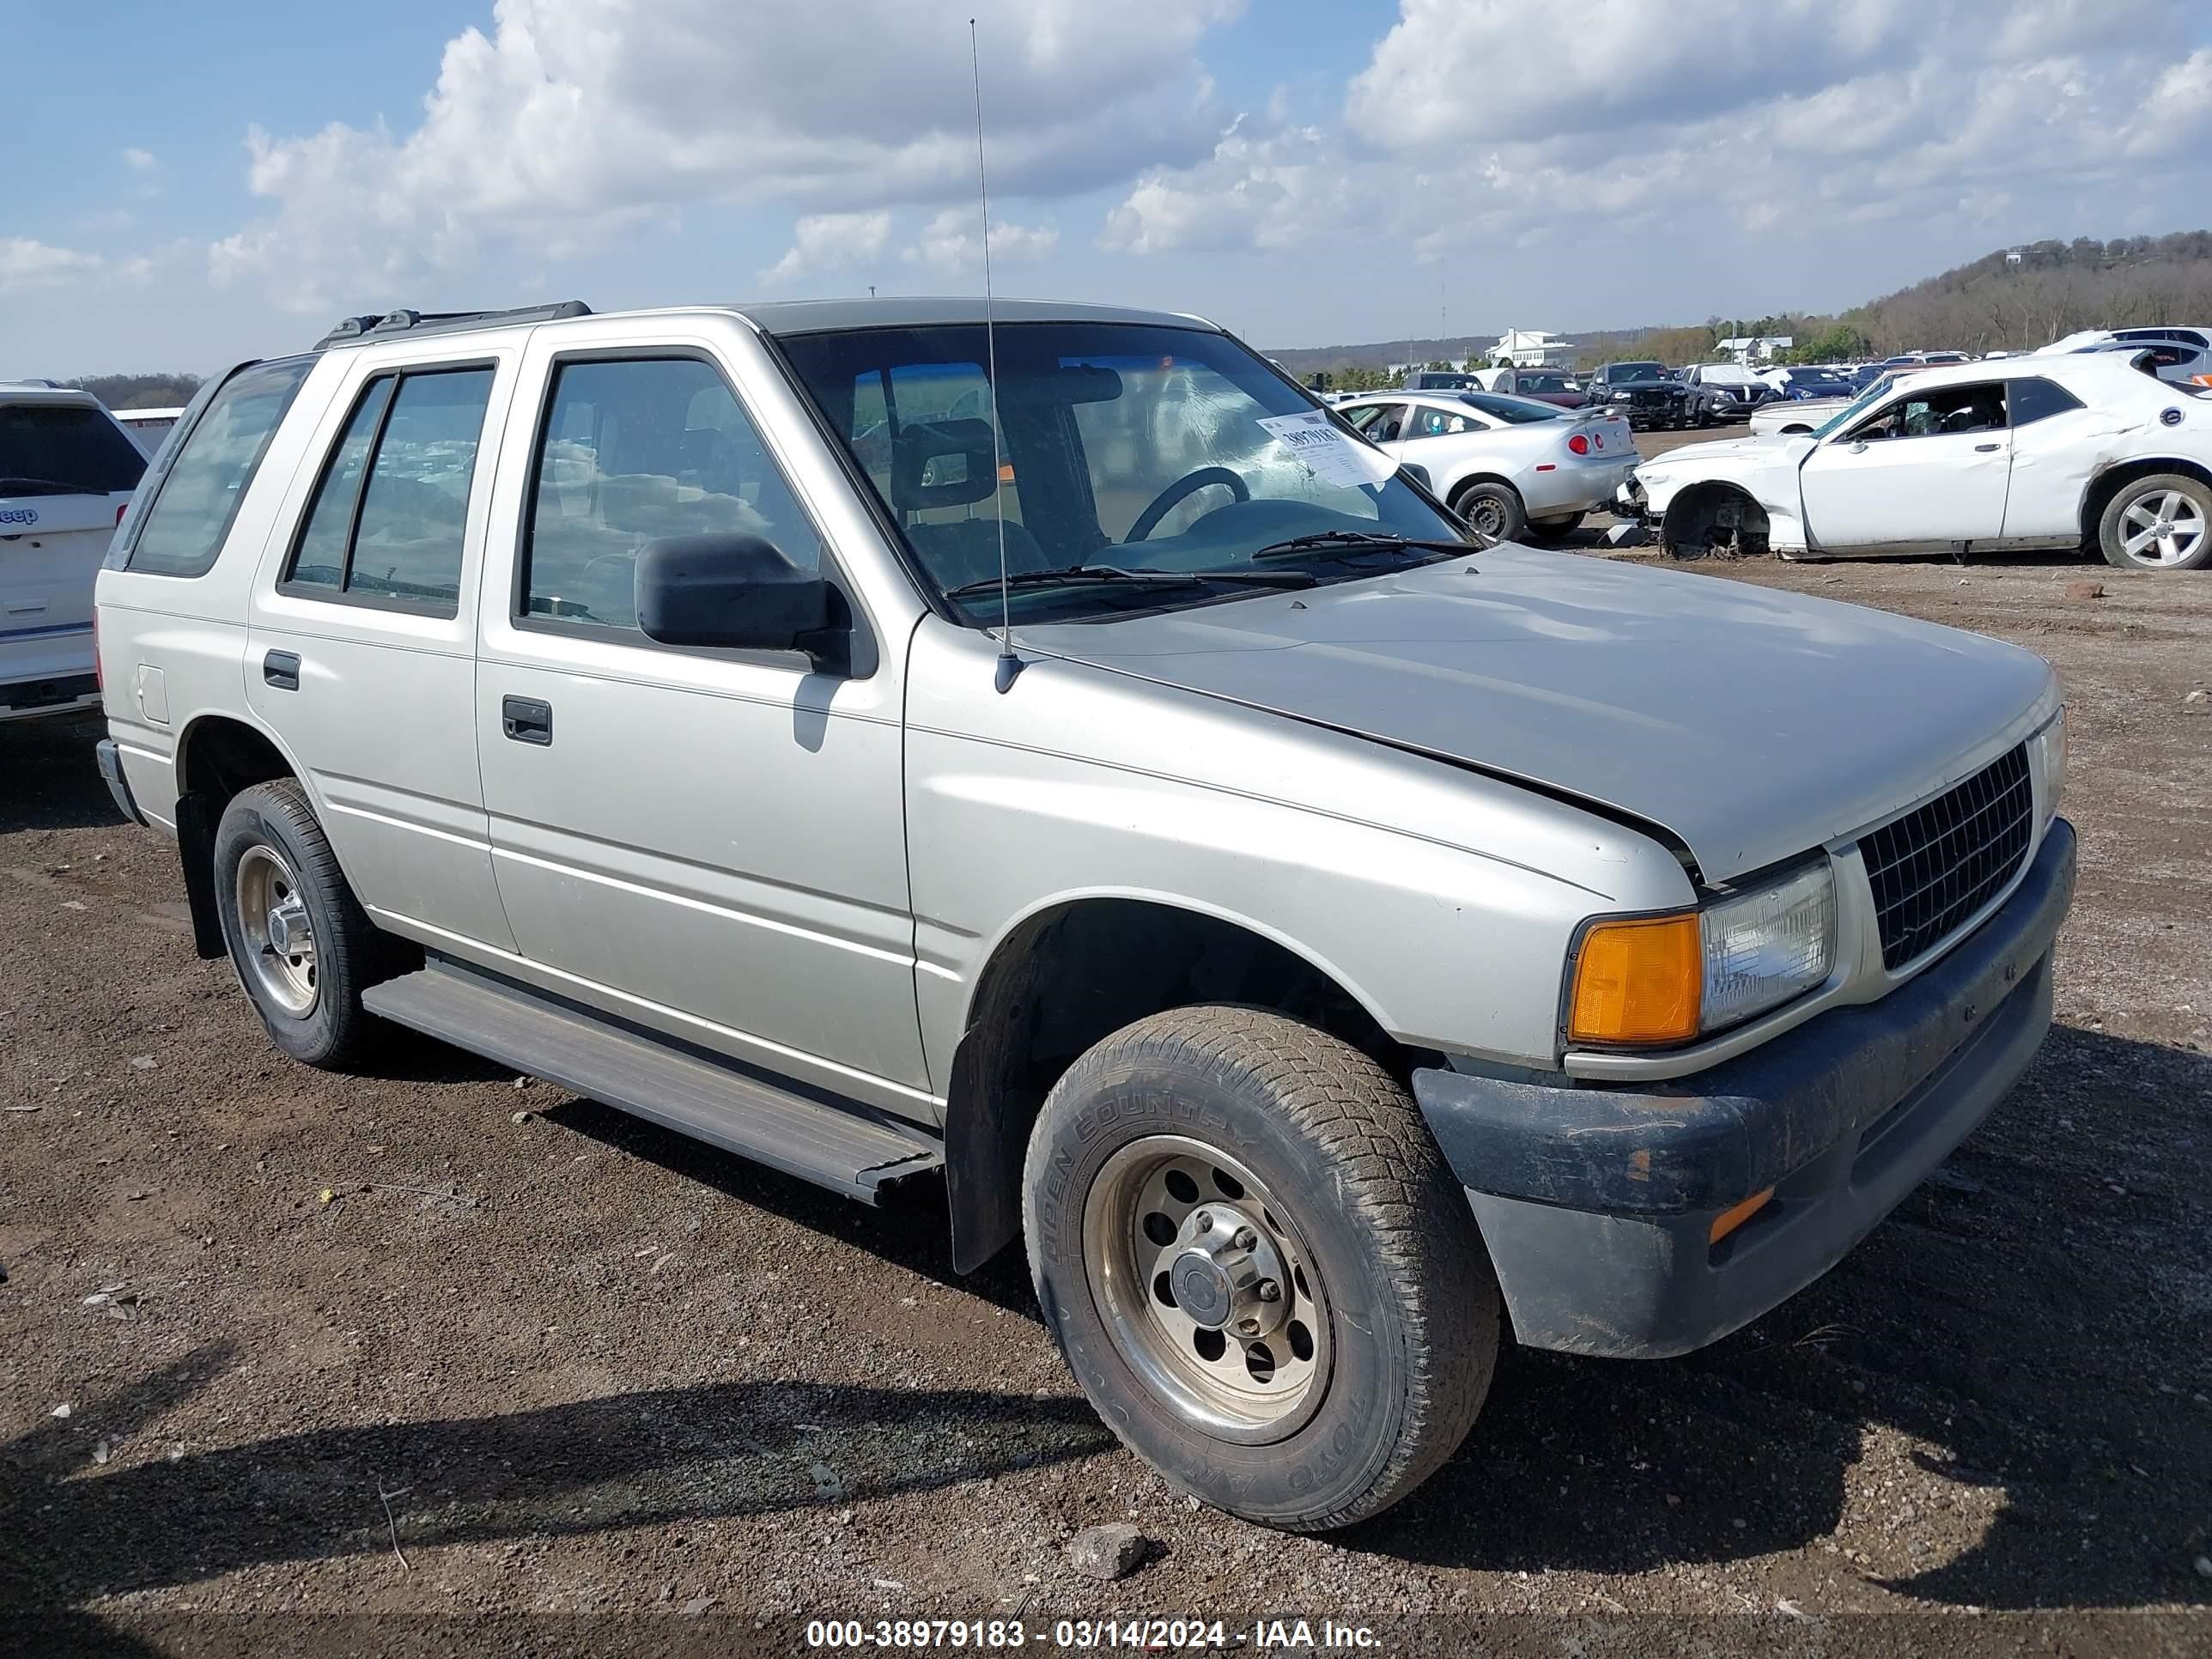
0,400 -> 148,496
1606,362 -> 1666,383
780,322 -> 1473,624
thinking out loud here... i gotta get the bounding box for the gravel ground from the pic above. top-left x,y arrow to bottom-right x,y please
3,457 -> 2209,1653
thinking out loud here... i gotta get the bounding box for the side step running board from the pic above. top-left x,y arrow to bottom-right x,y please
363,963 -> 943,1202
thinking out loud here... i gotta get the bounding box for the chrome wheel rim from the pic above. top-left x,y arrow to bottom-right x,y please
2119,489 -> 2205,567
235,845 -> 317,1015
1081,1134 -> 1331,1443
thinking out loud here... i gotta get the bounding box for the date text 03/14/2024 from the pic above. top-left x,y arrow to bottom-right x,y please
804,1619 -> 1382,1649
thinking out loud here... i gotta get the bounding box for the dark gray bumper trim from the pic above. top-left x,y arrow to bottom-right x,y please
94,738 -> 145,828
1412,819 -> 2075,1215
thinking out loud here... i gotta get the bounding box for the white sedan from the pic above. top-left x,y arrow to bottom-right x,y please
1632,354 -> 2212,571
1334,390 -> 1638,542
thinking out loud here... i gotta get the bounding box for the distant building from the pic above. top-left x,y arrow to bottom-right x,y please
1488,330 -> 1575,368
1717,335 -> 1794,364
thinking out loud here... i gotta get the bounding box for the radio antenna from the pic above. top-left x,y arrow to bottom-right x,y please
969,18 -> 1018,693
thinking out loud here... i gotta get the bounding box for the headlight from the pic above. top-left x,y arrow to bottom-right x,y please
2028,707 -> 2066,828
1567,861 -> 1837,1046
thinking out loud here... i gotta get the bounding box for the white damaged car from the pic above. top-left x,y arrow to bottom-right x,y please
1631,354 -> 2212,571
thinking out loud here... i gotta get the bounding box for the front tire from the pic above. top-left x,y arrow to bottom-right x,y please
1450,479 -> 1528,544
213,779 -> 399,1068
1023,1006 -> 1500,1530
2098,472 -> 2212,570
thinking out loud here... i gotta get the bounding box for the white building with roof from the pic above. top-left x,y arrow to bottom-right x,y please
1488,330 -> 1576,368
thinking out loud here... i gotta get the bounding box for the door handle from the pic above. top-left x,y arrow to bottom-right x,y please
1974,442 -> 2002,453
263,650 -> 300,691
501,695 -> 553,745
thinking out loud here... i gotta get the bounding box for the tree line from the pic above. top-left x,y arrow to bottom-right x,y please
64,373 -> 203,410
1276,230 -> 2212,382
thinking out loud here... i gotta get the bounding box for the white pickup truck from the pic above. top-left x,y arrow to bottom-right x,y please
2,384 -> 148,720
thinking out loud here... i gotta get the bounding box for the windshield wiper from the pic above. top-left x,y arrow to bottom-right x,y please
943,563 -> 1316,599
1250,530 -> 1475,561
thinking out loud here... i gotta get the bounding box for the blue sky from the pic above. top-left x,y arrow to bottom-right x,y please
9,1 -> 2212,376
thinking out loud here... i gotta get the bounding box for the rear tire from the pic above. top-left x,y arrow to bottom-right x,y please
213,780 -> 401,1068
1450,479 -> 1528,544
2097,472 -> 2212,571
1023,1006 -> 1499,1530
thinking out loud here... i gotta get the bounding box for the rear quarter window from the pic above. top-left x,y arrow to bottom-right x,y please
0,402 -> 148,495
123,358 -> 313,578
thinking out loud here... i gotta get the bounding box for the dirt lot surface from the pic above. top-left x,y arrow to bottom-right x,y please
4,463 -> 2210,1653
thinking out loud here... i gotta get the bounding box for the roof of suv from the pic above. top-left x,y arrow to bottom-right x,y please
309,296 -> 1218,354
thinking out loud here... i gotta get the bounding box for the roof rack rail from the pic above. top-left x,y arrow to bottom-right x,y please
312,301 -> 592,351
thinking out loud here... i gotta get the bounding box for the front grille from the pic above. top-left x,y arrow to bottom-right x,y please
1860,745 -> 2033,969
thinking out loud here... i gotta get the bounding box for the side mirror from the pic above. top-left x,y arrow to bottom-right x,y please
635,532 -> 840,664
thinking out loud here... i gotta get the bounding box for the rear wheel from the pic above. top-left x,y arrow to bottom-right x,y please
213,780 -> 401,1067
2098,473 -> 2212,571
1023,1006 -> 1500,1530
1450,479 -> 1528,543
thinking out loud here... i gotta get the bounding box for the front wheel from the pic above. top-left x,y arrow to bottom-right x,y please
2099,473 -> 2212,570
1023,1006 -> 1500,1530
1450,480 -> 1528,544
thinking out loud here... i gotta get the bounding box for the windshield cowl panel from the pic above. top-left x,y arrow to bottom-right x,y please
777,320 -> 1474,626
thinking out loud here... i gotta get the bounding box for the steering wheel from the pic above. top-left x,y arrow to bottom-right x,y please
1126,466 -> 1250,542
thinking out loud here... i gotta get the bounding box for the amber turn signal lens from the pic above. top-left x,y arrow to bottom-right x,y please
1709,1187 -> 1775,1245
1568,914 -> 1701,1045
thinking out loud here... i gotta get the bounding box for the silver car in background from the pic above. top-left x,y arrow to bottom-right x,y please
1335,389 -> 1637,541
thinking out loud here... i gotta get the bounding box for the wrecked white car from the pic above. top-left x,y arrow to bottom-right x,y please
1630,356 -> 2212,571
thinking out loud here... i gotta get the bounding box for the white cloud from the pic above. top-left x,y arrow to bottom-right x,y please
210,0 -> 1242,311
122,147 -> 156,172
1108,1 -> 2212,264
762,211 -> 892,284
904,207 -> 1058,271
0,239 -> 148,295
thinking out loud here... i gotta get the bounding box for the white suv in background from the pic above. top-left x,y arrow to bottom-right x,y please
2,383 -> 148,720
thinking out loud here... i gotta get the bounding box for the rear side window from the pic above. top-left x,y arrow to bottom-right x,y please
0,402 -> 148,496
126,359 -> 313,578
2008,377 -> 2085,428
280,366 -> 495,615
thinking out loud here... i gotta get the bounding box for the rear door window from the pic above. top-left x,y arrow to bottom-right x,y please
0,402 -> 148,497
279,367 -> 494,614
125,359 -> 313,578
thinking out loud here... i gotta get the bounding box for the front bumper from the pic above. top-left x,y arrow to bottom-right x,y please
1412,819 -> 2075,1358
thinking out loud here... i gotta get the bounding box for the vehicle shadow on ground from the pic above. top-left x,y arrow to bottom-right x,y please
0,714 -> 123,836
541,1027 -> 2206,1613
3,1339 -> 1115,1626
538,1094 -> 1041,1317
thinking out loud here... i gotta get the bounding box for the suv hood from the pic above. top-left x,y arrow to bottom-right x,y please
1014,548 -> 2056,883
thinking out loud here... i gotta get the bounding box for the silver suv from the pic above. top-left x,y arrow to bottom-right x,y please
94,298 -> 2075,1530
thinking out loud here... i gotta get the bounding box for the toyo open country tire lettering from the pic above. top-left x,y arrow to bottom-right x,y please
1022,1006 -> 1499,1529
212,780 -> 398,1068
2098,471 -> 2212,571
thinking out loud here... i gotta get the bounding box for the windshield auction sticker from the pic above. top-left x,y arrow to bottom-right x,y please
1255,411 -> 1400,489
